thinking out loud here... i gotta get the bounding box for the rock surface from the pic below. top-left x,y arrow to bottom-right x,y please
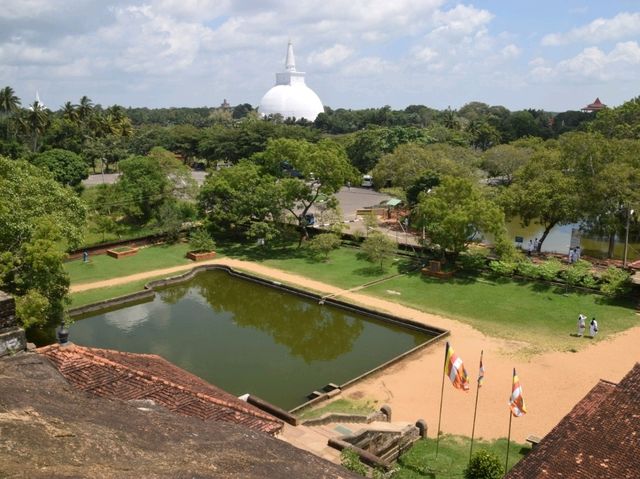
0,353 -> 357,478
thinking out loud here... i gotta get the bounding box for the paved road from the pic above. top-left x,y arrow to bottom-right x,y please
83,173 -> 409,241
84,173 -> 390,216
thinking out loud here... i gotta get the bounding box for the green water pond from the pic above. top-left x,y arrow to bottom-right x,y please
69,269 -> 435,410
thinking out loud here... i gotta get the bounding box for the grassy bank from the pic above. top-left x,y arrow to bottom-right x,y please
66,240 -> 638,352
394,435 -> 529,478
66,242 -> 194,284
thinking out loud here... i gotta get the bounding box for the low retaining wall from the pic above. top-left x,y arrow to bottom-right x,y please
301,410 -> 387,427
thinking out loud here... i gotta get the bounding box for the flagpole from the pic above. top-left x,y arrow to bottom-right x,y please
435,342 -> 448,459
505,368 -> 515,476
505,409 -> 513,476
469,350 -> 483,461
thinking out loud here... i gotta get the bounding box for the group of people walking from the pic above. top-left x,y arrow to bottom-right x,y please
577,313 -> 598,338
526,238 -> 540,256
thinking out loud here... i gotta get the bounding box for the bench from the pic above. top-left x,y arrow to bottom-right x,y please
526,435 -> 542,447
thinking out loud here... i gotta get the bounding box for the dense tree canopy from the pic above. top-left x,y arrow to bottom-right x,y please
501,148 -> 581,251
0,157 -> 87,329
33,148 -> 88,187
372,143 -> 479,189
416,176 -> 506,257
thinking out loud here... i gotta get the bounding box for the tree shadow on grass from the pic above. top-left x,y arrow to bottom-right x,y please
353,265 -> 387,277
216,239 -> 306,262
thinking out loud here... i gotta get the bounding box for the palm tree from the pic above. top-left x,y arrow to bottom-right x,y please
20,100 -> 50,151
61,101 -> 79,123
0,86 -> 21,117
105,105 -> 133,137
77,95 -> 94,121
442,107 -> 461,130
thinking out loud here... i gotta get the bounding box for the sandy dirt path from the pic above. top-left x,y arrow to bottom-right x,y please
70,258 -> 640,442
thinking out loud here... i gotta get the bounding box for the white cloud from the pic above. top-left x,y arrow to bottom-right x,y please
500,44 -> 521,59
532,41 -> 640,82
430,4 -> 494,38
542,12 -> 640,46
307,44 -> 354,68
341,56 -> 392,76
0,0 -> 57,19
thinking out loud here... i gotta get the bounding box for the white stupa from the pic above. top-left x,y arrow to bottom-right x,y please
259,41 -> 324,121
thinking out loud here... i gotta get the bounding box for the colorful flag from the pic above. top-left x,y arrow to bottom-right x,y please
478,351 -> 485,387
509,368 -> 527,417
444,342 -> 470,391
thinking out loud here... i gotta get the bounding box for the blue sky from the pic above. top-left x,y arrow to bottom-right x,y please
1,1 -> 638,112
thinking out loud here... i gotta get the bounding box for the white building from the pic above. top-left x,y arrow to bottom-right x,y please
259,41 -> 324,122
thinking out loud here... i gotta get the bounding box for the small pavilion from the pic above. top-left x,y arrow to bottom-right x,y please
581,97 -> 606,113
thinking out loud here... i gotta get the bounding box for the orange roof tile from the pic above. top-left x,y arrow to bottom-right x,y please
506,363 -> 640,478
38,344 -> 283,436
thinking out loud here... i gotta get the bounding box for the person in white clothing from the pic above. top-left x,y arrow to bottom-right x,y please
590,318 -> 598,338
577,314 -> 586,337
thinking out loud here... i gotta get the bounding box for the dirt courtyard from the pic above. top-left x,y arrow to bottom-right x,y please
71,257 -> 640,443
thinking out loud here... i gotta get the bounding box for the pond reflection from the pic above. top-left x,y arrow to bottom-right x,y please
70,269 -> 431,409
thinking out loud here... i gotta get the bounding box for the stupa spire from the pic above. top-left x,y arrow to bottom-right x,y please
285,40 -> 296,72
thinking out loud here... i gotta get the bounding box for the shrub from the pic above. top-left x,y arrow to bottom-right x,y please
189,229 -> 216,253
459,252 -> 488,272
600,267 -> 632,297
464,450 -> 504,479
493,234 -> 518,260
308,233 -> 341,261
537,258 -> 563,281
340,448 -> 367,476
515,259 -> 539,279
362,232 -> 396,271
563,260 -> 595,289
489,260 -> 517,276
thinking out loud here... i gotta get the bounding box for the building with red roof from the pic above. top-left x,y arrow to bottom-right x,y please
581,97 -> 606,113
506,363 -> 640,478
38,343 -> 284,436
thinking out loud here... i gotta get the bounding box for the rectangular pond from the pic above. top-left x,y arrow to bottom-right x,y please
70,268 -> 441,410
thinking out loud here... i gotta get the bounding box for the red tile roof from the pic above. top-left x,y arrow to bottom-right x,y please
506,363 -> 640,479
38,344 -> 283,436
582,97 -> 606,111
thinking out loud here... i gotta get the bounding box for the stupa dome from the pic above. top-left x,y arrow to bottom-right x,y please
259,42 -> 324,121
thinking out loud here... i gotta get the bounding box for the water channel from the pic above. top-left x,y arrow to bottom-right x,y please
70,269 -> 435,410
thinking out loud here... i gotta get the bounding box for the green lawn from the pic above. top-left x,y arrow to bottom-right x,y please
66,242 -> 194,284
364,273 -> 638,353
65,239 -> 638,353
393,435 -> 529,478
69,276 -> 168,309
216,240 -> 411,289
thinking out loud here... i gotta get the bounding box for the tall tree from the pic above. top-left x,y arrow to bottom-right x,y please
501,148 -> 580,251
0,86 -> 21,116
19,100 -> 50,151
32,148 -> 88,187
198,160 -> 285,240
253,138 -> 356,243
60,101 -> 78,123
77,95 -> 94,122
560,132 -> 640,256
0,157 -> 86,330
481,144 -> 534,185
416,176 -> 506,258
116,155 -> 171,222
372,143 -> 479,190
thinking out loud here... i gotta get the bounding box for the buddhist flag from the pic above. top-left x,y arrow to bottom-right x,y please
444,342 -> 470,391
478,351 -> 485,387
509,368 -> 527,417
